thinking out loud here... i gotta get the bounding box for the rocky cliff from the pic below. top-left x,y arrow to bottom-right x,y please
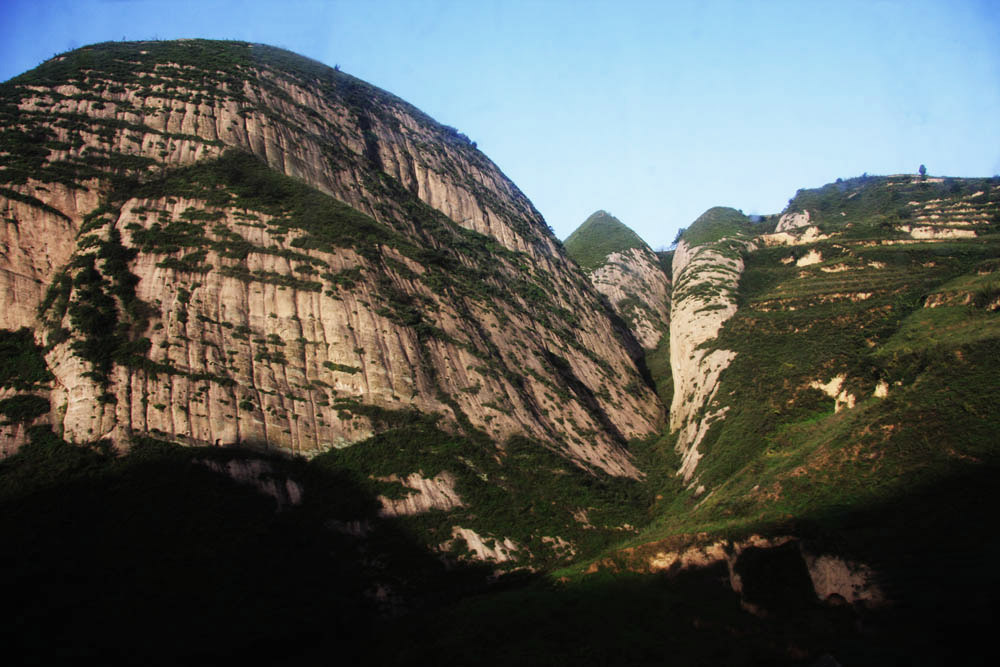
668,208 -> 754,482
0,41 -> 664,477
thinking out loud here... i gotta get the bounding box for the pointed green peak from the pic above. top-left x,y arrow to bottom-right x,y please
564,210 -> 649,271
679,206 -> 752,246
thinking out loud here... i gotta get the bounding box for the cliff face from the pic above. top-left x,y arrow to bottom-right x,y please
588,246 -> 671,350
668,221 -> 752,482
0,40 -> 661,475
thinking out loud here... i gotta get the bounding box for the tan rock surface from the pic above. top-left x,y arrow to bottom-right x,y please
1,42 -> 662,476
669,238 -> 751,481
588,247 -> 670,350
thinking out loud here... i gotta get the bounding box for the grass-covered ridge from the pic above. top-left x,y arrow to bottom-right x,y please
679,206 -> 756,246
5,39 -> 404,120
786,173 -> 1000,234
564,210 -> 648,271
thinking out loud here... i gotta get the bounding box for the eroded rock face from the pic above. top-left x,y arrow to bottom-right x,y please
0,41 -> 661,474
376,472 -> 463,518
588,246 -> 671,350
445,526 -> 520,563
0,185 -> 98,331
760,225 -> 830,247
597,534 -> 885,612
775,209 -> 811,233
669,237 -> 751,481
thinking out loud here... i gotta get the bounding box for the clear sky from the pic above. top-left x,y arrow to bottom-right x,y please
2,0 -> 998,248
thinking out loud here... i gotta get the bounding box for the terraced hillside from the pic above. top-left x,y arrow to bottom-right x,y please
654,174 -> 1000,521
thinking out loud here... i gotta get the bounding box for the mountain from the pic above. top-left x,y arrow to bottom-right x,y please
3,39 -> 1000,666
608,175 -> 1000,664
0,40 -> 662,477
565,210 -> 671,351
564,209 -> 647,270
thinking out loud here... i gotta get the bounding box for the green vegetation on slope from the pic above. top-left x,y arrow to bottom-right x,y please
127,149 -> 396,259
0,328 -> 52,390
316,417 -> 653,568
647,234 -> 1000,537
636,172 -> 1000,543
537,178 -> 1000,665
564,210 -> 647,271
679,206 -> 755,246
786,173 -> 1000,233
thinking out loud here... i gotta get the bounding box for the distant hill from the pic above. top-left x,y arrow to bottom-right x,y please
565,210 -> 671,348
564,210 -> 647,271
678,206 -> 756,246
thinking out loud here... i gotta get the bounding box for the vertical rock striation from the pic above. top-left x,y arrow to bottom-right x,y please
564,210 -> 671,351
668,209 -> 753,481
0,40 -> 661,474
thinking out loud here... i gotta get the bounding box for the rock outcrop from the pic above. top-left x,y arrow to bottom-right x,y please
589,533 -> 885,612
669,226 -> 752,481
588,246 -> 671,350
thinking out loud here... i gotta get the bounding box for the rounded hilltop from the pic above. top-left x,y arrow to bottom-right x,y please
564,209 -> 650,271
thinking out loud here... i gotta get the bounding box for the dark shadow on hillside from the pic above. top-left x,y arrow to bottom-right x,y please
543,349 -> 628,446
4,430 -> 996,666
787,462 -> 1000,666
376,463 -> 1000,667
0,432 -> 500,665
596,292 -> 660,396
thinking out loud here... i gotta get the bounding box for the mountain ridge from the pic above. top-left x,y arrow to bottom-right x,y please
565,210 -> 671,352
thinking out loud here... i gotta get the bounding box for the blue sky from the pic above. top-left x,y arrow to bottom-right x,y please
2,0 -> 998,248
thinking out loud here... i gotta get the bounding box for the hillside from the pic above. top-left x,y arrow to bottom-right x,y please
666,175 -> 999,501
397,176 -> 999,665
678,205 -> 759,246
584,173 -> 1000,665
